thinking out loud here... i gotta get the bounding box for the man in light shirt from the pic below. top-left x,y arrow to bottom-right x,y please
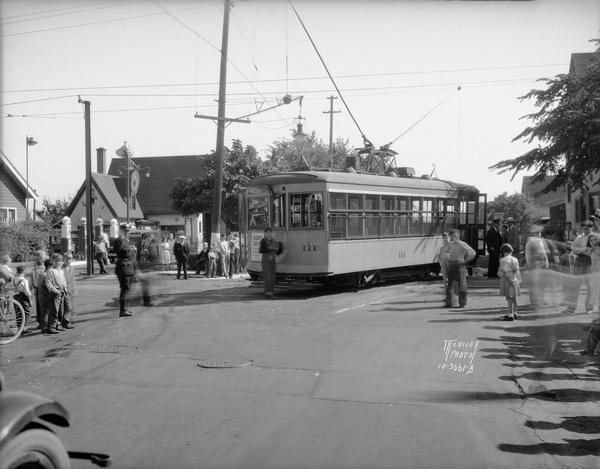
562,220 -> 593,314
525,230 -> 549,307
219,234 -> 230,278
446,229 -> 476,308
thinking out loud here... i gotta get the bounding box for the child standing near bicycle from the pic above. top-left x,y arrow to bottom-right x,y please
13,266 -> 32,334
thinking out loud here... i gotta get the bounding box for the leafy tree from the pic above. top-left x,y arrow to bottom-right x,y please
266,129 -> 356,172
490,49 -> 600,193
170,139 -> 268,229
488,192 -> 538,230
36,197 -> 70,227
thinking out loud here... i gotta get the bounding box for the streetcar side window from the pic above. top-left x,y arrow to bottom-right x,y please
409,198 -> 422,235
329,193 -> 346,210
248,196 -> 269,229
422,198 -> 434,235
290,193 -> 323,229
395,196 -> 409,236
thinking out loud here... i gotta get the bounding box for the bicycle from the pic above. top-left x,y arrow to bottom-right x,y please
0,290 -> 25,344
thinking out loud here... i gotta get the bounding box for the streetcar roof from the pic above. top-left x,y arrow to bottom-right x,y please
247,171 -> 478,192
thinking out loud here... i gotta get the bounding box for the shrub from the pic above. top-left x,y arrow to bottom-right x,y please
0,220 -> 50,262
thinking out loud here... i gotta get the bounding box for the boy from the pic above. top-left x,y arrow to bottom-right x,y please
61,253 -> 76,329
45,254 -> 67,334
38,259 -> 52,331
13,266 -> 32,334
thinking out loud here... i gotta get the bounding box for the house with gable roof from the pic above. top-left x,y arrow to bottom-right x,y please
106,152 -> 212,248
65,148 -> 212,251
0,150 -> 39,225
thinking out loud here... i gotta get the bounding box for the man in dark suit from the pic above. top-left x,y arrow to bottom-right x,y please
173,235 -> 190,280
486,217 -> 503,278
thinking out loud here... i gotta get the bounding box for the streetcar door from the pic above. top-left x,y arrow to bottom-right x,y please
477,193 -> 488,255
238,191 -> 248,268
457,189 -> 479,253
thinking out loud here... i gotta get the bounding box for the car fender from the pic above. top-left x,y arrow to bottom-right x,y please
0,391 -> 69,450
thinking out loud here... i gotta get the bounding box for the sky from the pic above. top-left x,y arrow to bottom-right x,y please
1,0 -> 599,204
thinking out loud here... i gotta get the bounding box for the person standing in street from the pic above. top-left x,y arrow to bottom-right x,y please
173,234 -> 190,280
12,266 -> 32,334
562,220 -> 594,314
31,250 -> 47,328
37,259 -> 51,331
195,242 -> 209,276
93,236 -> 108,274
219,234 -> 230,278
505,217 -> 521,257
113,223 -> 136,317
445,229 -> 476,308
61,253 -> 76,329
433,232 -> 452,307
525,230 -> 549,307
259,227 -> 283,298
229,234 -> 239,278
498,244 -> 522,321
486,217 -> 503,278
45,253 -> 67,333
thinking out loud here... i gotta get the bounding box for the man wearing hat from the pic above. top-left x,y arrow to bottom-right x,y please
113,223 -> 136,317
562,220 -> 594,314
486,217 -> 503,278
173,234 -> 190,280
505,217 -> 521,255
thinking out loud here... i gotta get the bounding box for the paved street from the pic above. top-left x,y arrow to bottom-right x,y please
1,267 -> 599,469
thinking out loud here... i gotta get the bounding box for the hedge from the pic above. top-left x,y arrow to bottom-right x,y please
0,220 -> 50,262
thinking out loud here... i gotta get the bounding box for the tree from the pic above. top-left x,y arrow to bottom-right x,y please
487,192 -> 538,230
266,129 -> 356,172
490,49 -> 600,194
170,139 -> 268,229
36,197 -> 70,227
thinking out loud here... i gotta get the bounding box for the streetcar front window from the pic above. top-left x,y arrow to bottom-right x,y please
248,196 -> 269,229
273,194 -> 287,228
290,193 -> 323,229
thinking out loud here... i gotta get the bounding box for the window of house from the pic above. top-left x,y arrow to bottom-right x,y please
0,207 -> 17,226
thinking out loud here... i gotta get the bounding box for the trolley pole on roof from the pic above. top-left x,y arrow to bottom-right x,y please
322,95 -> 340,168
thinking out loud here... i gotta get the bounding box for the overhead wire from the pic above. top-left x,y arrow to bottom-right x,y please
1,1 -> 138,25
1,4 -> 216,38
1,1 -> 120,20
1,64 -> 565,93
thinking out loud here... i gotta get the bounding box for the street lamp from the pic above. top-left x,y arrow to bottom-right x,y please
25,136 -> 37,221
115,141 -> 150,225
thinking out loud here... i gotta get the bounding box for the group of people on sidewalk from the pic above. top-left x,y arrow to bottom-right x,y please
436,216 -> 600,355
0,251 -> 77,335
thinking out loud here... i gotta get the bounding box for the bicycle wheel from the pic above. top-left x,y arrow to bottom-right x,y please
0,297 -> 25,345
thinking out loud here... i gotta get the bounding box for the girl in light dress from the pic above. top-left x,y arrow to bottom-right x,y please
498,243 -> 522,321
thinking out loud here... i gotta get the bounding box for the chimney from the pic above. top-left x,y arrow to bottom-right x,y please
96,147 -> 106,174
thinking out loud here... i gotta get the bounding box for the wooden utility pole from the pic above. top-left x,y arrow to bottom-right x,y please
211,0 -> 231,245
322,95 -> 340,168
78,97 -> 94,275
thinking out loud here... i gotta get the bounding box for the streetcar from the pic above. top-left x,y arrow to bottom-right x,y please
239,168 -> 487,286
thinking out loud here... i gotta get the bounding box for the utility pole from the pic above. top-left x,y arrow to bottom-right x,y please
211,0 -> 231,246
322,95 -> 340,168
78,97 -> 94,275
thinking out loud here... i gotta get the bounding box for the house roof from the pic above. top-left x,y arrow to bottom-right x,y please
569,51 -> 599,76
107,155 -> 211,215
66,173 -> 144,220
521,175 -> 566,206
0,150 -> 39,200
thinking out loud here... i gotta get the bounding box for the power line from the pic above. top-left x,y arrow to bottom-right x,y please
1,64 -> 566,93
1,4 -> 213,38
1,1 -> 138,25
1,1 -> 121,20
